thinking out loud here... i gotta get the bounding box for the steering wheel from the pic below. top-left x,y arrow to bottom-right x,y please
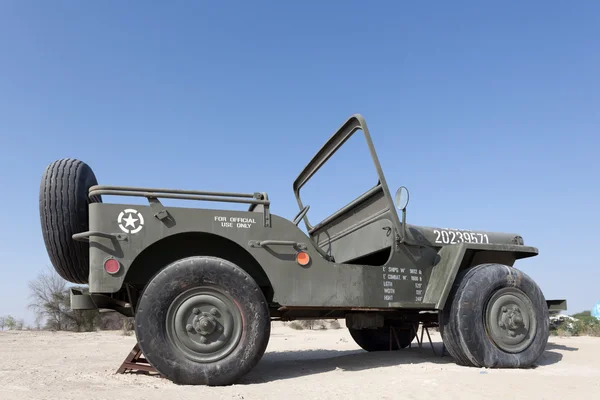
292,205 -> 310,226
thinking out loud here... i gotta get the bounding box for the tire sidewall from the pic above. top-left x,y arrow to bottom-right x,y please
456,264 -> 549,368
439,266 -> 485,366
135,256 -> 270,385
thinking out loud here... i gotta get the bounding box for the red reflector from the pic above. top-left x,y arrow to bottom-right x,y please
104,259 -> 120,274
296,251 -> 310,266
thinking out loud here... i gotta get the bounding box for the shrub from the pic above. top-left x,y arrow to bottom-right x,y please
288,321 -> 304,330
550,311 -> 600,337
286,319 -> 342,330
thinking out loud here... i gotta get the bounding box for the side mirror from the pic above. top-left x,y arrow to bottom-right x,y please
394,186 -> 410,243
394,186 -> 410,210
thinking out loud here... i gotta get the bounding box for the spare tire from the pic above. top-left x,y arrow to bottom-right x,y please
39,158 -> 102,284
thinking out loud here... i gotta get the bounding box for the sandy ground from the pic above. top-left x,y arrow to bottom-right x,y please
0,321 -> 598,400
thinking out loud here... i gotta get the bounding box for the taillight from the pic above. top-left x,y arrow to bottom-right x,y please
104,258 -> 120,274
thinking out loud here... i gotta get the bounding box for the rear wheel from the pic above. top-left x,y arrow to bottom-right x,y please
348,323 -> 417,351
135,256 -> 271,385
439,263 -> 549,368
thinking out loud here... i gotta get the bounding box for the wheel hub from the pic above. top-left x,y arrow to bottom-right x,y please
485,287 -> 537,353
193,314 -> 218,336
498,305 -> 526,333
165,287 -> 243,363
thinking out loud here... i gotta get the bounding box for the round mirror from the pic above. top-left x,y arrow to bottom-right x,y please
394,186 -> 410,210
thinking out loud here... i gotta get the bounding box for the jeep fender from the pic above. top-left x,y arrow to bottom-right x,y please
422,243 -> 539,310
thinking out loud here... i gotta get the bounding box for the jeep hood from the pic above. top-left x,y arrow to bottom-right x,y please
405,224 -> 524,247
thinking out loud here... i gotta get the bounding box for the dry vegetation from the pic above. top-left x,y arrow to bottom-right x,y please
286,319 -> 342,330
0,267 -> 133,335
551,311 -> 600,337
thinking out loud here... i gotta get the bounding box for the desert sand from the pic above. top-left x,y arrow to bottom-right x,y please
0,321 -> 598,400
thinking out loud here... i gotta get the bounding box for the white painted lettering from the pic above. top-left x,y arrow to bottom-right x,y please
434,229 -> 490,245
230,217 -> 256,224
217,215 -> 257,228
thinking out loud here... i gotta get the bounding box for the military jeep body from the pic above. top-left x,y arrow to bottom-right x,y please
39,114 -> 566,386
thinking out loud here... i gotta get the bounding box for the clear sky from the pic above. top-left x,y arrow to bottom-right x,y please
1,1 -> 598,324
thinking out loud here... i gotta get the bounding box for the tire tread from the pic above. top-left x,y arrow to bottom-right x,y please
39,158 -> 100,283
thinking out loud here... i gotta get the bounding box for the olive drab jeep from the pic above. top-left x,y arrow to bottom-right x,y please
39,114 -> 566,386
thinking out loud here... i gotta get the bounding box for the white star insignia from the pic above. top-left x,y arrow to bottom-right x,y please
123,213 -> 138,228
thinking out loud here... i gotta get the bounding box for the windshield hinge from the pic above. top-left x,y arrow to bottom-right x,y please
148,197 -> 170,221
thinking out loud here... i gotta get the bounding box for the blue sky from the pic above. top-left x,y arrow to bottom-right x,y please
0,1 -> 598,323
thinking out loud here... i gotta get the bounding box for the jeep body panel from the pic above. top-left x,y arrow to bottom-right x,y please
86,200 -> 538,311
87,202 -> 434,309
80,113 -> 551,313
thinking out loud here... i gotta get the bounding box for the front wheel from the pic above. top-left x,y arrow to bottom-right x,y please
439,263 -> 549,368
134,256 -> 271,385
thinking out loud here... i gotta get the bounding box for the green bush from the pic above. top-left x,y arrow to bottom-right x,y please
550,310 -> 600,337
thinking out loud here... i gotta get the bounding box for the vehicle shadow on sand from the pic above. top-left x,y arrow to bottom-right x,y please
241,341 -> 448,384
533,341 -> 578,367
240,340 -> 568,384
534,350 -> 563,367
545,342 -> 578,352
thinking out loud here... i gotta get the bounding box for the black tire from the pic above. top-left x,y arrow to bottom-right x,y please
438,268 -> 474,366
348,323 -> 417,351
439,263 -> 549,368
135,256 -> 271,386
39,158 -> 102,284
